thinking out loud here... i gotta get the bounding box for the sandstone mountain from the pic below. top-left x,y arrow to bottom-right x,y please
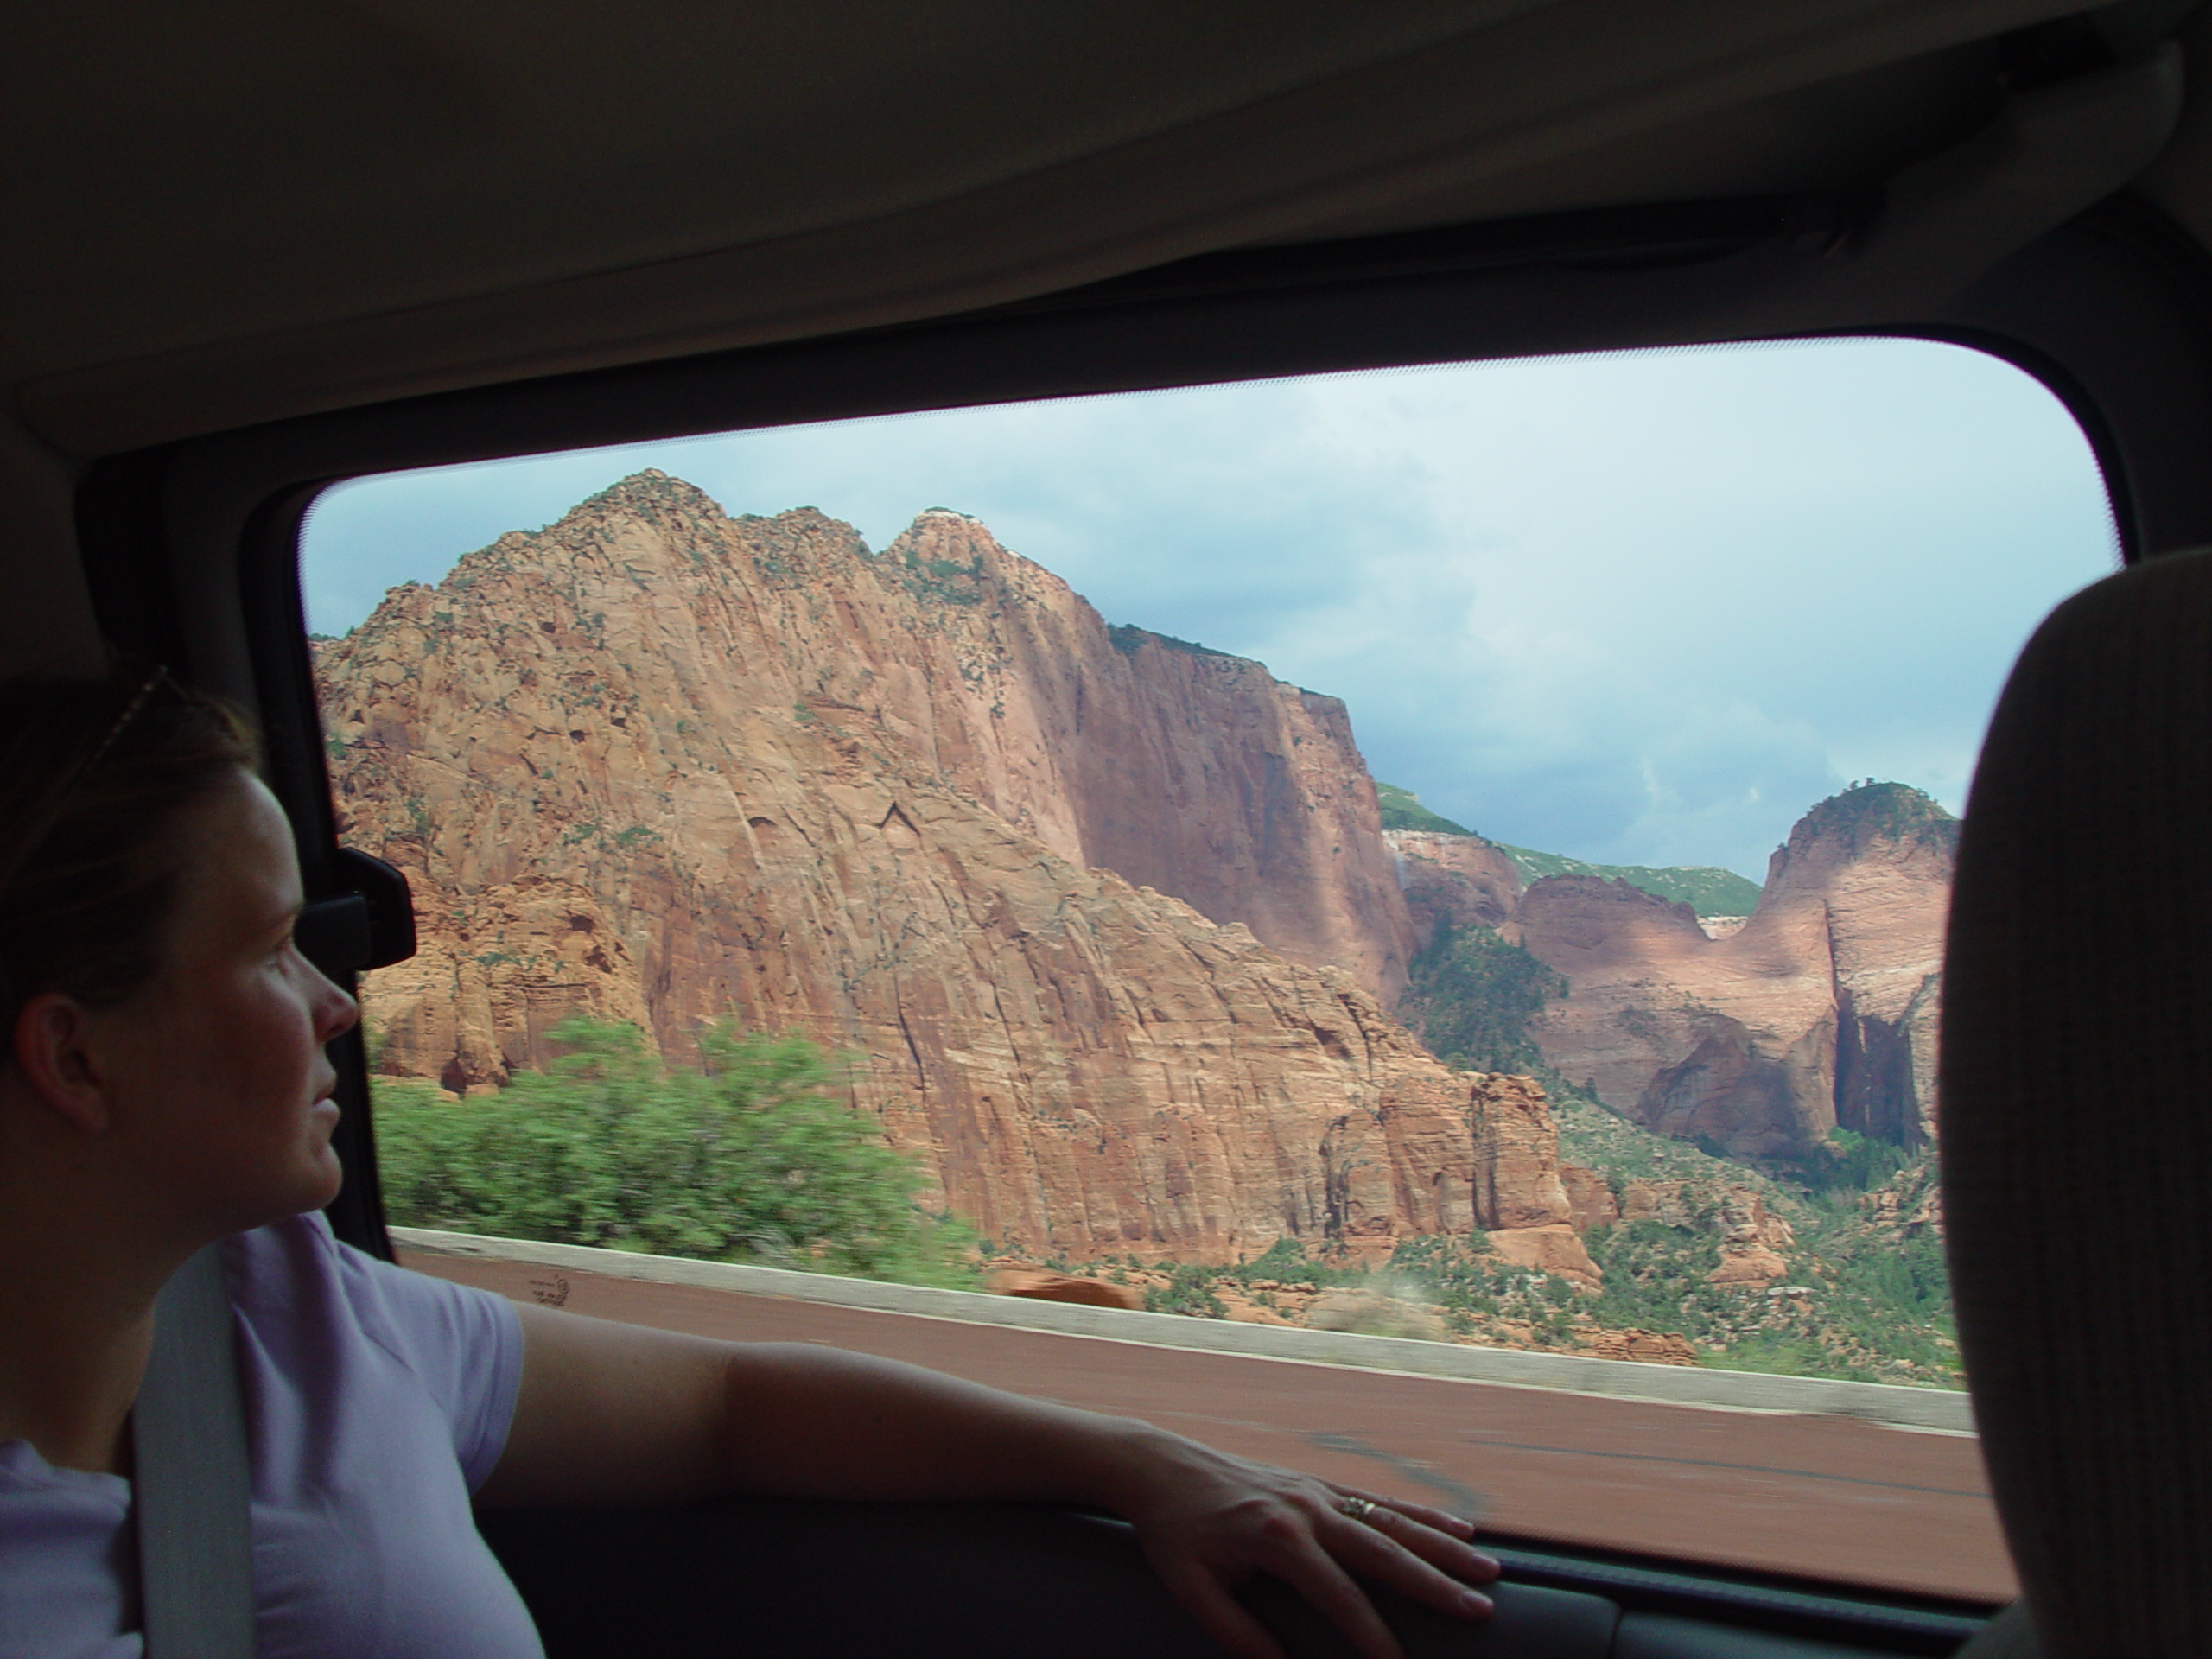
1391,784 -> 1954,1159
318,472 -> 1583,1268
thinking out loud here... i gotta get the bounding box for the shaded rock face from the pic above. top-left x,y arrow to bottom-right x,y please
1486,1224 -> 1601,1290
1383,830 -> 1523,949
1558,1165 -> 1619,1232
1505,789 -> 1952,1158
1466,1072 -> 1572,1230
1391,785 -> 1952,1160
318,472 -> 1565,1262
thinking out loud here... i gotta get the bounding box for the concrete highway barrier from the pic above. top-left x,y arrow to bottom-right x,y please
393,1230 -> 1973,1433
392,1226 -> 1974,1435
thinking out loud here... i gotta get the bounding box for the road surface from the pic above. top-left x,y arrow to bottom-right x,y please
403,1249 -> 2012,1605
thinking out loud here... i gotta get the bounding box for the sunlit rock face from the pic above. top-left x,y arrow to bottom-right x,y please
1494,788 -> 1954,1159
316,472 -> 1570,1262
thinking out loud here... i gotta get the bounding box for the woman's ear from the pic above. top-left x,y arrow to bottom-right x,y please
7,994 -> 116,1134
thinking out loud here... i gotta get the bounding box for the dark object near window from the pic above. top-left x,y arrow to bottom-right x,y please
294,848 -> 416,978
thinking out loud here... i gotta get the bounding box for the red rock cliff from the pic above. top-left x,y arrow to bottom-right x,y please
317,472 -> 1571,1263
1384,830 -> 1524,949
1492,785 -> 1953,1157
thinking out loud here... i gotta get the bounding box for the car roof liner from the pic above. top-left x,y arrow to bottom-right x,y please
12,0 -> 2156,454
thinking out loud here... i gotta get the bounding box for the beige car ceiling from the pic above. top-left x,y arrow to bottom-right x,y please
10,0 -> 2196,461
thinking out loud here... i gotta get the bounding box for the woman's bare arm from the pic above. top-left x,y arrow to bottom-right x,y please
474,1303 -> 1498,1659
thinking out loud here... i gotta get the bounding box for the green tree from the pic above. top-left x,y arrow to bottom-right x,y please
1401,920 -> 1566,1072
372,1016 -> 975,1287
1799,1127 -> 1915,1193
1144,1263 -> 1229,1318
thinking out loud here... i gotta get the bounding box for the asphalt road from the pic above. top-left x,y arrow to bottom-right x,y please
403,1249 -> 2014,1605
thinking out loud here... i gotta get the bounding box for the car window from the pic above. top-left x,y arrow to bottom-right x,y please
299,337 -> 2113,1602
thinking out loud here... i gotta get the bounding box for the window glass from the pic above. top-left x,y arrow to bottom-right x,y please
300,339 -> 2113,1598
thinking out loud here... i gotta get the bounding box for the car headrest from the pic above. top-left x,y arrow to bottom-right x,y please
1943,545 -> 2212,1656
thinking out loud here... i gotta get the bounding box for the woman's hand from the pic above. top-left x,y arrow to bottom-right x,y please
1103,1426 -> 1501,1659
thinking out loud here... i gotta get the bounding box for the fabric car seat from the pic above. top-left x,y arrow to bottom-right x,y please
1943,545 -> 2212,1656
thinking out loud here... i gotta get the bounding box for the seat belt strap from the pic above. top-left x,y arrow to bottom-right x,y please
133,1242 -> 256,1658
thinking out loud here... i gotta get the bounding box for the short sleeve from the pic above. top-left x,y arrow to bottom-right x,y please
218,1211 -> 545,1657
317,1219 -> 526,1492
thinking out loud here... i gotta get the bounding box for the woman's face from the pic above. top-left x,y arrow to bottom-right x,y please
94,768 -> 359,1236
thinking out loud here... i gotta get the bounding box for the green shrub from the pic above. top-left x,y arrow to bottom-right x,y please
1145,1263 -> 1228,1318
1107,624 -> 1230,662
1222,1235 -> 1370,1290
372,1016 -> 976,1287
1797,1127 -> 1915,1193
1584,1217 -> 1722,1336
1402,920 -> 1566,1072
1721,1334 -> 1835,1376
1799,782 -> 1957,859
1382,1234 -> 1506,1318
1237,1236 -> 1314,1281
1375,781 -> 1473,836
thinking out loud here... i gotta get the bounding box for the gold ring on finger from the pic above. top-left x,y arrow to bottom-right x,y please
1338,1496 -> 1377,1521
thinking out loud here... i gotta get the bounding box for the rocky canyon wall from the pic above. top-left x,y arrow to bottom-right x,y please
1391,785 -> 1953,1159
319,472 -> 1576,1266
1386,830 -> 1524,948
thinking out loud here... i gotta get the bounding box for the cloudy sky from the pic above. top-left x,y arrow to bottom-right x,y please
302,338 -> 2116,882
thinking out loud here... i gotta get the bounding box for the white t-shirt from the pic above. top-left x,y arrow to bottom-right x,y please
0,1211 -> 541,1657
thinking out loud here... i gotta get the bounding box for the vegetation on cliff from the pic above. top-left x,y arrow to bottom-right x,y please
1108,1105 -> 1959,1388
1106,623 -> 1236,661
1552,1092 -> 1958,1386
1376,781 -> 1761,916
1793,780 -> 1958,860
1399,920 -> 1565,1073
373,1016 -> 977,1287
1491,846 -> 1762,918
1083,1235 -> 1592,1351
1232,912 -> 1958,1386
1376,781 -> 1474,836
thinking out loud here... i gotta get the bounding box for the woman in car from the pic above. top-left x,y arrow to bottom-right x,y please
0,670 -> 1501,1659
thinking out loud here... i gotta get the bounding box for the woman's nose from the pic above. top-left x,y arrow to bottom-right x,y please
315,971 -> 361,1043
